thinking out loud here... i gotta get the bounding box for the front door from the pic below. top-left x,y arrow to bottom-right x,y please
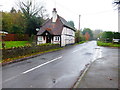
46,36 -> 51,43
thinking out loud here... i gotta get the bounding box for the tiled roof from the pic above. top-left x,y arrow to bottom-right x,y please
37,15 -> 75,35
59,16 -> 75,30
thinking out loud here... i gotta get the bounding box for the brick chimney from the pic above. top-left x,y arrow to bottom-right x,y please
52,8 -> 57,22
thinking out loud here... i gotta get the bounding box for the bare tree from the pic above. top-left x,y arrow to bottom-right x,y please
16,0 -> 49,36
17,0 -> 48,19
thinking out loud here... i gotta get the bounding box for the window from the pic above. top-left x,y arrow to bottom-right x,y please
55,36 -> 59,41
38,36 -> 42,41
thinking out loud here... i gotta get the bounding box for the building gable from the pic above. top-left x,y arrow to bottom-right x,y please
37,8 -> 76,36
37,16 -> 64,36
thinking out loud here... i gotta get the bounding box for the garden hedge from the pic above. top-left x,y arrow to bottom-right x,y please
2,44 -> 60,60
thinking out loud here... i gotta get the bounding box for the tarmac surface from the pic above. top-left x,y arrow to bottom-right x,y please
75,46 -> 119,88
2,41 -> 101,88
2,41 -> 119,88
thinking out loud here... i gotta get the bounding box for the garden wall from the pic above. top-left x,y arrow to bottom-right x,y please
2,44 -> 60,60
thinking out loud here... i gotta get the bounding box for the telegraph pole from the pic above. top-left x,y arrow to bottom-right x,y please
78,15 -> 81,30
118,4 -> 120,32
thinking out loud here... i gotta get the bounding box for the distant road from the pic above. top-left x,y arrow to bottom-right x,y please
2,41 -> 101,88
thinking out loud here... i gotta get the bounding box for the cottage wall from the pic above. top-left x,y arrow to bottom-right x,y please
37,36 -> 46,45
61,27 -> 75,46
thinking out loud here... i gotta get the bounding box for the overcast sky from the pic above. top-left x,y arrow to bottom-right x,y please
0,0 -> 118,32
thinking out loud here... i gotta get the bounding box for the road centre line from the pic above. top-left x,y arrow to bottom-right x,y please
22,56 -> 63,74
72,50 -> 78,53
3,75 -> 21,83
72,49 -> 80,53
3,56 -> 63,83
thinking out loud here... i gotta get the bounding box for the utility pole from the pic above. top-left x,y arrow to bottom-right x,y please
78,15 -> 81,30
118,4 -> 120,32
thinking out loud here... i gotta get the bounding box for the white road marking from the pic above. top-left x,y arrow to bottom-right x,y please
72,50 -> 79,53
2,56 -> 63,83
22,56 -> 63,74
2,74 -> 21,83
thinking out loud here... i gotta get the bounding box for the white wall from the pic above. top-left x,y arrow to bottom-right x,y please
61,27 -> 75,46
37,36 -> 46,45
37,27 -> 75,46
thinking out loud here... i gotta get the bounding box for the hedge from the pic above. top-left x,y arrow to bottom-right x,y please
2,44 -> 60,60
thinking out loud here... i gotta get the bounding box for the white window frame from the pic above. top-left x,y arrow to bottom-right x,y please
55,36 -> 60,41
38,36 -> 42,41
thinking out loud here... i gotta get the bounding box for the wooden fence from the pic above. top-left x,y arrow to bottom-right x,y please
1,34 -> 30,41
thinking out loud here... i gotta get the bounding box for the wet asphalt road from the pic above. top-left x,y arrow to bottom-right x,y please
78,46 -> 119,88
2,41 -> 101,88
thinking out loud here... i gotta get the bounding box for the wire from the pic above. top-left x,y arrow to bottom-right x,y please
48,0 -> 115,17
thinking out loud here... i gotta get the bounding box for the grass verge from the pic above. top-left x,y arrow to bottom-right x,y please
75,41 -> 86,45
97,41 -> 120,47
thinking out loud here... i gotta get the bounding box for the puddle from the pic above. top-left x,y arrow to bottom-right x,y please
27,61 -> 31,63
41,58 -> 46,60
95,48 -> 100,49
92,48 -> 102,62
84,52 -> 93,55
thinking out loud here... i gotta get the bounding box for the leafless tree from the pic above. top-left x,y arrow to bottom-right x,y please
16,0 -> 49,36
17,0 -> 49,19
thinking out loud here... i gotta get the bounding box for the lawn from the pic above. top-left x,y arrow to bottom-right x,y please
97,41 -> 120,47
0,41 -> 31,49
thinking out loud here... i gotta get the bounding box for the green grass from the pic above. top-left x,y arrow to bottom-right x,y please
78,41 -> 86,44
97,41 -> 120,47
0,41 -> 31,49
75,41 -> 86,45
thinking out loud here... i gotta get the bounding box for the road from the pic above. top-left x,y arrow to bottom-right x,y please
2,41 -> 102,88
78,46 -> 118,88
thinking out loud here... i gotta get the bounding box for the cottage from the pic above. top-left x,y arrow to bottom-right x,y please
37,8 -> 76,46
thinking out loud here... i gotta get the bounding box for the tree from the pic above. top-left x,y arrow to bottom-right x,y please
75,30 -> 85,43
2,12 -> 12,32
93,29 -> 103,40
17,0 -> 48,36
10,7 -> 17,13
113,0 -> 120,10
68,21 -> 75,29
82,28 -> 93,40
114,0 -> 120,5
100,31 -> 114,42
85,32 -> 90,41
113,32 -> 120,39
2,8 -> 25,34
